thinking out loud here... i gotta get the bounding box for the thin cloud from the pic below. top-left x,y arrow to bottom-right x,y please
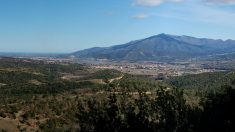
204,0 -> 235,5
135,0 -> 164,6
133,13 -> 151,19
154,3 -> 235,27
134,0 -> 184,7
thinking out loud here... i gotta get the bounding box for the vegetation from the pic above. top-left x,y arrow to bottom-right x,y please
0,58 -> 235,131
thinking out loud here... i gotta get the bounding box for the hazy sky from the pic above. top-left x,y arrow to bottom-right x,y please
0,0 -> 235,53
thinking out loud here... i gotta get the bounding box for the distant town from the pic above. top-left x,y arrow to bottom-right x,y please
13,56 -> 230,81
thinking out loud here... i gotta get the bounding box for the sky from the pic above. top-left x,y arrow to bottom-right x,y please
0,0 -> 235,53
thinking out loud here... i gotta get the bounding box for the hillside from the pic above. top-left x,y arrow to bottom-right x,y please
0,58 -> 235,131
72,34 -> 235,61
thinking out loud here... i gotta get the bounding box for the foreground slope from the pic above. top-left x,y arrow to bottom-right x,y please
0,58 -> 235,131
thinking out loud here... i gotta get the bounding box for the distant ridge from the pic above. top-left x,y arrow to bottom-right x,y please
71,33 -> 235,61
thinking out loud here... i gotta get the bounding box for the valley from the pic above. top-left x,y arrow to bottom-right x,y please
91,60 -> 224,78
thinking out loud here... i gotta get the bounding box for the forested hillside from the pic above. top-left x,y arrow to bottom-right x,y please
0,58 -> 235,132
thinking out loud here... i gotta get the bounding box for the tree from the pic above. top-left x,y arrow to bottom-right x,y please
200,85 -> 235,132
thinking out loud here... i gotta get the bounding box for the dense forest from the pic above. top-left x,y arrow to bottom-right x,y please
0,58 -> 235,132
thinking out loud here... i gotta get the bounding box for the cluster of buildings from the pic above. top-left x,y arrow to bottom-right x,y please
92,61 -> 217,79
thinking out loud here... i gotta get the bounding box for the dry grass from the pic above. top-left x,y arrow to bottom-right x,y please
0,83 -> 7,86
0,118 -> 18,132
61,75 -> 84,80
29,80 -> 44,86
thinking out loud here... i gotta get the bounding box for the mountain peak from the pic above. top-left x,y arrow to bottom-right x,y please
158,33 -> 168,36
72,34 -> 235,61
156,33 -> 171,37
146,33 -> 173,40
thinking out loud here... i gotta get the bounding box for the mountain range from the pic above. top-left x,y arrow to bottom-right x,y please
71,33 -> 235,61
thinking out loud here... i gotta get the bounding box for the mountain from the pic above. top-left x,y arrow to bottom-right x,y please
71,33 -> 235,61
